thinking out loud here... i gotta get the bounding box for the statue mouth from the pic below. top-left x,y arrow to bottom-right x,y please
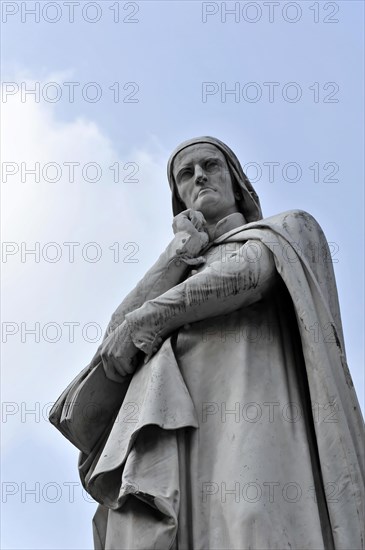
197,187 -> 215,197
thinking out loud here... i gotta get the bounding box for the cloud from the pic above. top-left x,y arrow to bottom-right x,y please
1,72 -> 171,449
1,72 -> 177,549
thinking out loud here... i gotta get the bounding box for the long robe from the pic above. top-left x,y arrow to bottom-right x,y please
49,210 -> 364,550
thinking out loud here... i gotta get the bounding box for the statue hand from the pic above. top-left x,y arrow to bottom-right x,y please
172,209 -> 209,257
100,321 -> 140,382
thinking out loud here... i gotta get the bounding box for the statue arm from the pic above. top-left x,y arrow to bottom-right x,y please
96,212 -> 210,381
105,231 -> 206,335
124,240 -> 277,358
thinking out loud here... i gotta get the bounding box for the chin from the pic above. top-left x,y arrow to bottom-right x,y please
195,197 -> 220,215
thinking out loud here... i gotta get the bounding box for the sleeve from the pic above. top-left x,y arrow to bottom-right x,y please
124,240 -> 278,357
105,231 -> 207,334
49,232 -> 208,448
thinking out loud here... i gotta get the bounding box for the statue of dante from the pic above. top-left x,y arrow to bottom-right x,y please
50,137 -> 364,550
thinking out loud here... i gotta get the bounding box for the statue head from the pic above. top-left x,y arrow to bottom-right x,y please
167,137 -> 262,224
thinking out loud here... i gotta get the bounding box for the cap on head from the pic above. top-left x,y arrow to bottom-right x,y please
167,136 -> 262,223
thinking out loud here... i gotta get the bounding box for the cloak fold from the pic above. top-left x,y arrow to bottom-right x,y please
49,210 -> 364,550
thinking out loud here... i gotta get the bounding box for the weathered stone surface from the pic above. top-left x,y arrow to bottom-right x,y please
50,137 -> 364,550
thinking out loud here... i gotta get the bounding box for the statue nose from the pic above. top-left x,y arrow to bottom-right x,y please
194,165 -> 207,184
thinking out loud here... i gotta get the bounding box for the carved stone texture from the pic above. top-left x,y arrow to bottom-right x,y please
50,137 -> 364,550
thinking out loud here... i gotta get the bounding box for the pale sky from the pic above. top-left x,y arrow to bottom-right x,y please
1,1 -> 364,549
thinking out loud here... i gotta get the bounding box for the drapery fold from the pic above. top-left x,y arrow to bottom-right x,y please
50,210 -> 364,550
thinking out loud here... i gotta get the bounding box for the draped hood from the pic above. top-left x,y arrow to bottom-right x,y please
167,136 -> 263,223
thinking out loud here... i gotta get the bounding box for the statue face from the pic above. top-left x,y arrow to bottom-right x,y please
172,144 -> 239,222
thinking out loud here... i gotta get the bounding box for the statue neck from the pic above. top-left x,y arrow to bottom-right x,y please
205,212 -> 247,241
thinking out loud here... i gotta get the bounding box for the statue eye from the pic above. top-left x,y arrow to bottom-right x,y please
205,159 -> 219,172
178,169 -> 193,182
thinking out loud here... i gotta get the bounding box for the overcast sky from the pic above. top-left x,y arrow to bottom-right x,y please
1,1 -> 364,549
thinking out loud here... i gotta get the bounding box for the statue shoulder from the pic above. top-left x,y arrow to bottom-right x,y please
261,209 -> 325,238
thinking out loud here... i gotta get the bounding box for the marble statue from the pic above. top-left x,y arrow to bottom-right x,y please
50,137 -> 364,550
